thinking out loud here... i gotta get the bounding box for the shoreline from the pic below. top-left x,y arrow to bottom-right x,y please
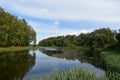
0,46 -> 39,53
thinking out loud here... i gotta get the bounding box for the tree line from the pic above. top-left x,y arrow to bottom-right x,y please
39,35 -> 76,47
39,28 -> 120,53
0,7 -> 36,47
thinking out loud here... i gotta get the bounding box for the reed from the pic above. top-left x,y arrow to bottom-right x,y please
41,68 -> 105,80
100,51 -> 120,72
41,67 -> 120,80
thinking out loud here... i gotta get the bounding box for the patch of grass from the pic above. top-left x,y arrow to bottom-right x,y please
40,67 -> 120,80
106,71 -> 120,80
0,46 -> 39,53
99,49 -> 120,79
100,51 -> 120,73
41,68 -> 106,80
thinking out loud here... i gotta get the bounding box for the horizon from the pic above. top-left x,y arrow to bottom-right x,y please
0,0 -> 120,43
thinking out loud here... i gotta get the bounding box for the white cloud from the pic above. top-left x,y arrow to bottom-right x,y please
0,0 -> 120,23
52,21 -> 59,28
53,21 -> 59,26
40,9 -> 48,14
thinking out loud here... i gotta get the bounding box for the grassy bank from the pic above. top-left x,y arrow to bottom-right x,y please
0,46 -> 39,53
99,50 -> 120,80
100,51 -> 120,73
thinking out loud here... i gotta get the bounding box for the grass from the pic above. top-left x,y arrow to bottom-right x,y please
106,71 -> 120,80
99,50 -> 120,80
100,51 -> 120,73
41,68 -> 103,80
0,46 -> 39,53
40,67 -> 120,80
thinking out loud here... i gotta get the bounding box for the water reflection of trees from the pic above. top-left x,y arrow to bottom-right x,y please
0,50 -> 36,80
40,49 -> 103,69
40,48 -> 63,56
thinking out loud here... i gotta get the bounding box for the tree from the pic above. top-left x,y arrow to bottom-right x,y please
0,7 -> 36,47
116,29 -> 120,45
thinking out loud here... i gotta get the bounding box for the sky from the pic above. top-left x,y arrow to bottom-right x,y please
0,0 -> 120,43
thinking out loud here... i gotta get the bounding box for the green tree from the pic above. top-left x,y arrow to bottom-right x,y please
0,7 -> 36,47
116,29 -> 120,46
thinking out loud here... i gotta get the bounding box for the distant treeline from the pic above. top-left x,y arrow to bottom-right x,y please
39,28 -> 120,51
0,7 -> 36,47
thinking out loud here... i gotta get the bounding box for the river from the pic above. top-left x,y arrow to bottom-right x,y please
0,47 -> 105,80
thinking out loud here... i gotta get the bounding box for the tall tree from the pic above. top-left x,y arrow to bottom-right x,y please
0,7 -> 36,47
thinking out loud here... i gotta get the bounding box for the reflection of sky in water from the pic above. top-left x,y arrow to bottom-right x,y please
40,47 -> 58,51
23,50 -> 105,80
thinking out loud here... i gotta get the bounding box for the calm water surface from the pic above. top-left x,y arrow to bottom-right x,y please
0,47 -> 105,80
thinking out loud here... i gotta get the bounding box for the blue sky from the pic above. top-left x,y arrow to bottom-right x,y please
0,0 -> 120,43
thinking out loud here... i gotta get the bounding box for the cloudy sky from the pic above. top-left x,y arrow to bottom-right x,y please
0,0 -> 120,43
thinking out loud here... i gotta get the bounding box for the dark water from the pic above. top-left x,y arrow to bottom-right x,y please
0,47 -> 105,80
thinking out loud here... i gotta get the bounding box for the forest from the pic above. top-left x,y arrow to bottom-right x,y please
39,28 -> 120,52
0,7 -> 36,47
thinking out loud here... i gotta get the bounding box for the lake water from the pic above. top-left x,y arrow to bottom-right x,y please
0,47 -> 105,80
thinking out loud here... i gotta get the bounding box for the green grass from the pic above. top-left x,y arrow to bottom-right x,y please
105,71 -> 120,80
41,68 -> 103,80
0,46 -> 39,53
40,68 -> 120,80
100,51 -> 120,73
99,50 -> 120,80
40,67 -> 120,80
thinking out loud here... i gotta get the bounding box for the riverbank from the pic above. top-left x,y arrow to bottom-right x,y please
0,46 -> 39,53
100,51 -> 120,72
59,46 -> 120,72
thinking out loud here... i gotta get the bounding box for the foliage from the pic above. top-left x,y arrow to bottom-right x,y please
39,36 -> 70,47
0,7 -> 36,47
76,28 -> 115,54
39,28 -> 117,56
39,28 -> 115,48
